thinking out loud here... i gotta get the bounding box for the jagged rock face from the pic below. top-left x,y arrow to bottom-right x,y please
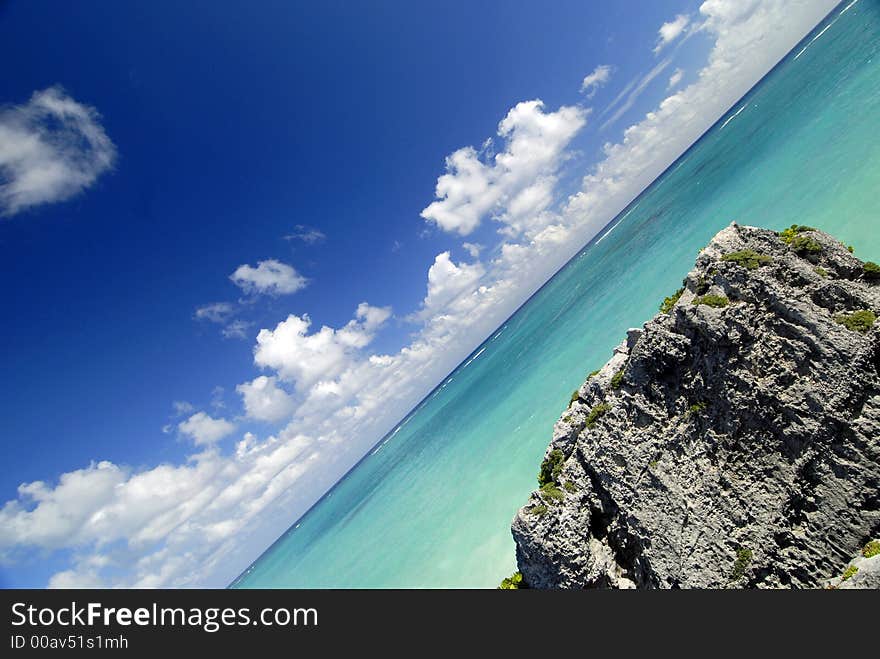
512,224 -> 880,589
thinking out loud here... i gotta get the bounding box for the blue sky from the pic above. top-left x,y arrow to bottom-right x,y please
0,0 -> 838,587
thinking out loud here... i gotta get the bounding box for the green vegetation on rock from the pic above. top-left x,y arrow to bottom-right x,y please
841,565 -> 859,581
569,389 -> 580,407
687,401 -> 708,416
863,261 -> 880,280
585,403 -> 611,429
692,294 -> 729,308
563,481 -> 577,493
862,540 -> 880,558
660,287 -> 684,314
540,482 -> 565,502
779,224 -> 817,244
611,369 -> 625,389
814,266 -> 829,278
730,548 -> 753,582
790,234 -> 823,256
721,249 -> 772,270
499,571 -> 525,589
527,504 -> 547,516
779,225 -> 823,255
835,310 -> 876,333
538,449 -> 564,487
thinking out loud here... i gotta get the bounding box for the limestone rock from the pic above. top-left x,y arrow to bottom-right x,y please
512,224 -> 880,588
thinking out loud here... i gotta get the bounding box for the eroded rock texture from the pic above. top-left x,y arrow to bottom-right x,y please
512,224 -> 880,588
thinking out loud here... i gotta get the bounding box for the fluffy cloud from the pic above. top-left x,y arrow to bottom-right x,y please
580,64 -> 613,98
254,303 -> 391,391
178,412 -> 236,446
698,0 -> 761,26
654,14 -> 691,53
420,100 -> 586,236
237,376 -> 296,422
230,259 -> 308,296
0,0 -> 840,588
0,462 -> 127,550
668,68 -> 685,89
419,146 -> 495,236
420,252 -> 486,316
0,86 -> 116,216
0,432 -> 324,587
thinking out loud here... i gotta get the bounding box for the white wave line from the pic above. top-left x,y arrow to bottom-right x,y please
462,346 -> 486,368
719,104 -> 747,130
597,201 -> 641,244
596,220 -> 621,244
794,0 -> 857,61
840,0 -> 861,15
794,23 -> 833,60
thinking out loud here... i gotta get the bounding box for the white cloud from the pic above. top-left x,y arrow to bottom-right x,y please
237,376 -> 296,423
254,302 -> 391,391
580,64 -> 613,98
48,568 -> 103,589
654,14 -> 691,54
194,302 -> 235,324
419,252 -> 486,317
462,242 -> 483,258
668,68 -> 685,89
600,58 -> 672,131
178,412 -> 236,446
283,225 -> 326,244
0,0 -> 839,589
698,0 -> 761,26
0,433 -> 323,587
0,462 -> 127,551
230,259 -> 307,296
0,86 -> 116,217
420,100 -> 586,236
419,146 -> 494,236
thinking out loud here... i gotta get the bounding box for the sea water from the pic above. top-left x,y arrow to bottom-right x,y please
233,1 -> 880,588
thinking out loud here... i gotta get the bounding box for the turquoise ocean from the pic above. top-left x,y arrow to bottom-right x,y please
233,1 -> 880,588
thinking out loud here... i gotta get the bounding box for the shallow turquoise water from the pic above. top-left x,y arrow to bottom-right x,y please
233,2 -> 880,588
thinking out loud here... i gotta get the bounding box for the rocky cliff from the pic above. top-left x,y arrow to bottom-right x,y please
511,223 -> 880,588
